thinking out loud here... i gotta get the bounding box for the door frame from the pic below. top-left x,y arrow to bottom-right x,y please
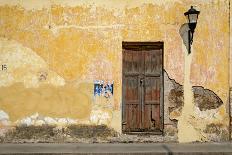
121,41 -> 164,134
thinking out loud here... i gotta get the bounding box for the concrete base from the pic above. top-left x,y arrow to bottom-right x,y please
0,143 -> 232,155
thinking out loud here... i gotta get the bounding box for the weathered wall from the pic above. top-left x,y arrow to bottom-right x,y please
0,0 -> 230,143
230,0 -> 232,140
230,0 -> 232,89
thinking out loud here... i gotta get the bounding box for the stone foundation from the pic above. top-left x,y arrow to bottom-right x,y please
230,88 -> 232,140
1,125 -> 117,143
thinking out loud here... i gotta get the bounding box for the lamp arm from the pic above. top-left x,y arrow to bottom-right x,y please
188,29 -> 195,54
188,30 -> 191,54
190,31 -> 194,45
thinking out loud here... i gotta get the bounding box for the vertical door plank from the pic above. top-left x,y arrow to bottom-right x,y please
143,104 -> 149,130
151,105 -> 160,130
143,49 -> 162,132
123,49 -> 141,132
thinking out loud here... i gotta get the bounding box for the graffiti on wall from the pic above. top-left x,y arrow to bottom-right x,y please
94,80 -> 113,98
1,64 -> 7,71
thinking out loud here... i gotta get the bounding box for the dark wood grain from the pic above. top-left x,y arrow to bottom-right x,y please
122,42 -> 163,133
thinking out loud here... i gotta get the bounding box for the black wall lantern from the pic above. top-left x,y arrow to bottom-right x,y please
184,6 -> 200,54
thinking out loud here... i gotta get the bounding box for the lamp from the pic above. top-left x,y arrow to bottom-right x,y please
184,6 -> 200,54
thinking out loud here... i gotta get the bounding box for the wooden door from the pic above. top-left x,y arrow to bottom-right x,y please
122,42 -> 163,134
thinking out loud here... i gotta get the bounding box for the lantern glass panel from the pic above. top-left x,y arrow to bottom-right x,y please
189,13 -> 198,23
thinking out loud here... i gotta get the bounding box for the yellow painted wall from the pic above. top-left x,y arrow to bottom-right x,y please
230,0 -> 232,87
0,0 -> 230,142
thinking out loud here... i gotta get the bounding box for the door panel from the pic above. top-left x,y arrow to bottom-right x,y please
123,50 -> 142,76
125,77 -> 139,101
123,50 -> 142,132
144,77 -> 160,102
122,42 -> 163,133
144,50 -> 162,76
142,104 -> 161,131
126,104 -> 141,131
143,77 -> 161,131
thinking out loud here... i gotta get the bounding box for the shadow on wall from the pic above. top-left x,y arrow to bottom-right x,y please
179,23 -> 190,51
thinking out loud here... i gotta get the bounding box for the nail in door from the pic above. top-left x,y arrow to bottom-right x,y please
122,42 -> 163,133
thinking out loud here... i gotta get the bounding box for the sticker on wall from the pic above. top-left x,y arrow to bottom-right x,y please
94,80 -> 113,98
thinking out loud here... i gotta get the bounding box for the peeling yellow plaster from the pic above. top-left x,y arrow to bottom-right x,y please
230,0 -> 232,87
191,0 -> 230,104
0,37 -> 65,88
0,37 -> 92,124
0,82 -> 91,122
0,0 -> 184,10
0,0 -> 230,141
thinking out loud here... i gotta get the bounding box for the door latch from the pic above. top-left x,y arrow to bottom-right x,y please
140,79 -> 144,86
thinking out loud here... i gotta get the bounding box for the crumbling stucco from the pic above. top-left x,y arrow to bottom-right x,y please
0,0 -> 230,142
193,86 -> 223,111
164,70 -> 229,142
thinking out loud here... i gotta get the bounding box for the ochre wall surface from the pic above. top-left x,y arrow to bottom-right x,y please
0,0 -> 230,142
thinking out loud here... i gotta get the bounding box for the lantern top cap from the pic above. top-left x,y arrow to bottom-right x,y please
184,6 -> 200,16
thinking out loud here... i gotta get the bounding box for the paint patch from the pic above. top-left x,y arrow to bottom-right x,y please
94,80 -> 113,98
16,113 -> 78,126
0,83 -> 92,122
90,109 -> 112,125
0,110 -> 9,121
0,38 -> 65,88
0,110 -> 9,126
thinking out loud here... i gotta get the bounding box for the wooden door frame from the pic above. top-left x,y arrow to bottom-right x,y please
122,41 -> 164,135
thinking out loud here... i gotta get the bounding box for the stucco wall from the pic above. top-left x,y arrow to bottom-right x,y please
0,0 -> 230,143
229,0 -> 232,141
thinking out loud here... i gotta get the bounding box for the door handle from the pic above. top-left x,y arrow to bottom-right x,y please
140,79 -> 144,86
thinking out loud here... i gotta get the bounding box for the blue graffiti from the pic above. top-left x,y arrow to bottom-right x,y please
94,80 -> 113,98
